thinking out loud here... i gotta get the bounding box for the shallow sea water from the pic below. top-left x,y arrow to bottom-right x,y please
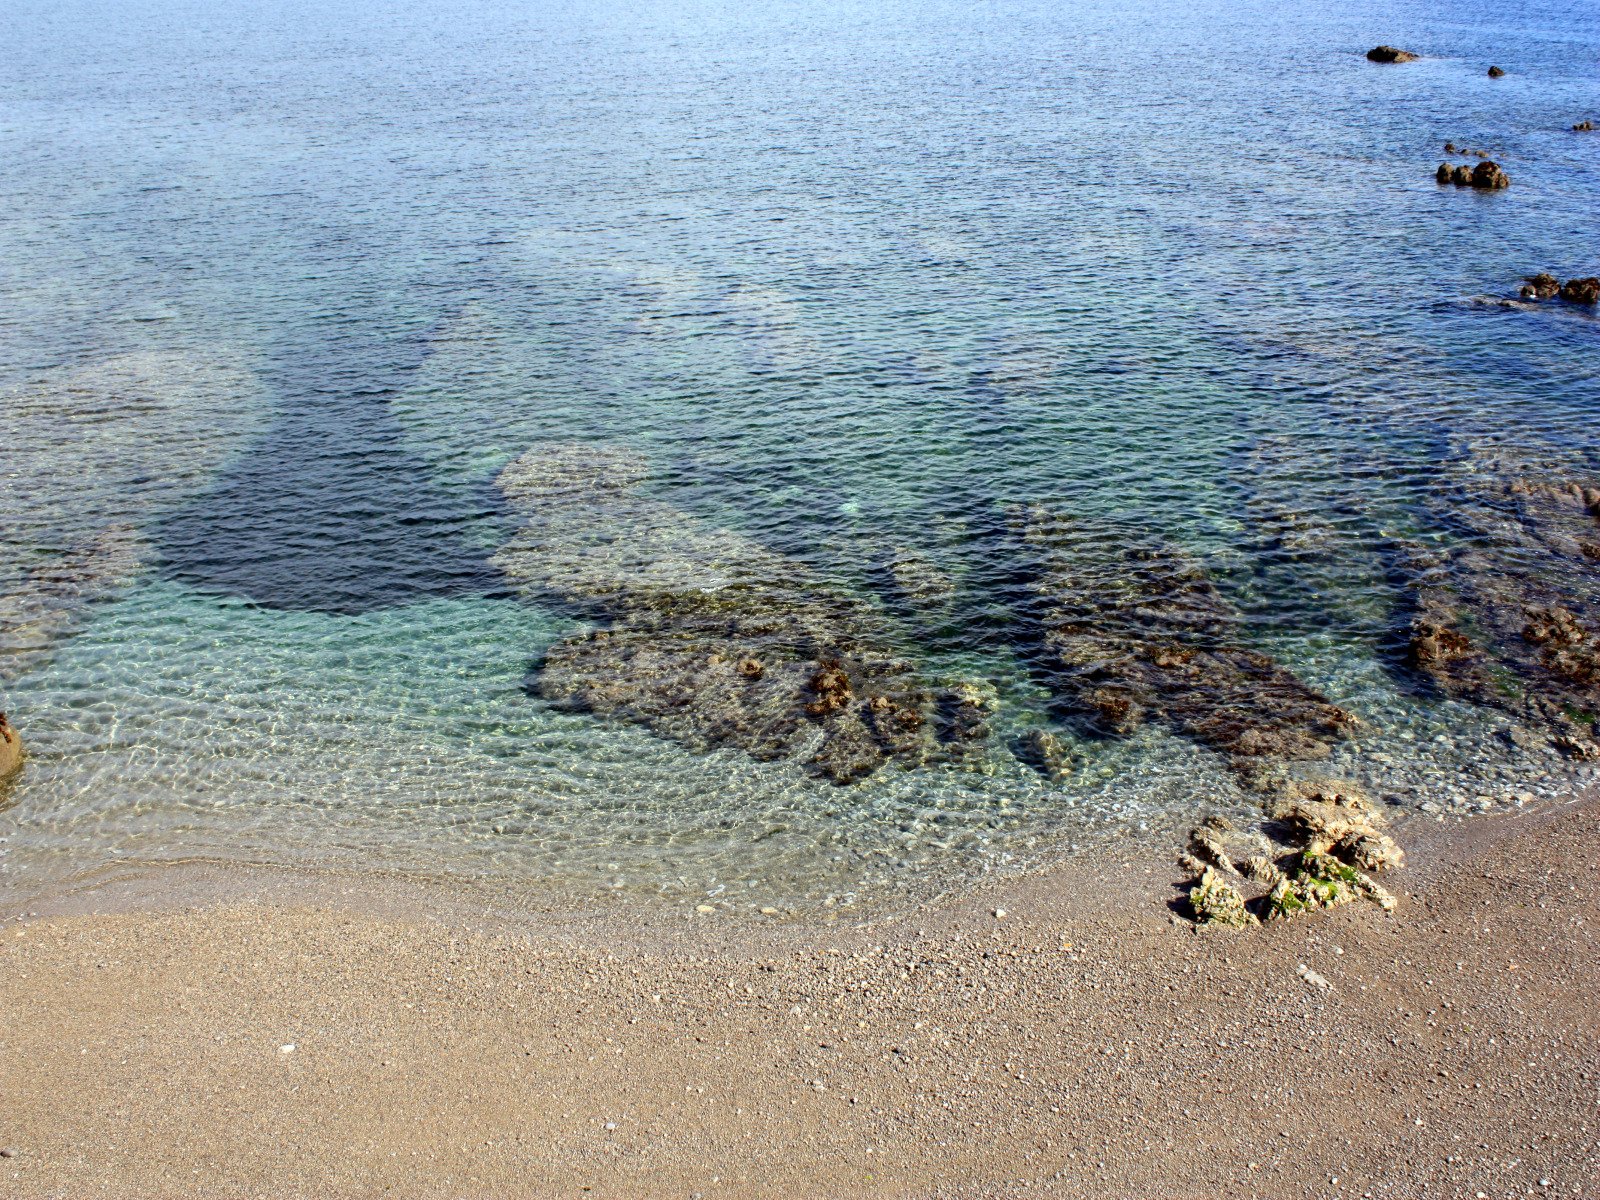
1,0 -> 1597,915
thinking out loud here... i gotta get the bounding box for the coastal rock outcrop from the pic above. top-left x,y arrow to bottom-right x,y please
0,713 -> 21,779
1014,507 -> 1357,771
1189,868 -> 1258,928
492,444 -> 989,784
1180,781 -> 1403,928
1366,46 -> 1419,63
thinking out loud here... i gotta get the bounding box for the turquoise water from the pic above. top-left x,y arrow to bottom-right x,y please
2,0 -> 1597,913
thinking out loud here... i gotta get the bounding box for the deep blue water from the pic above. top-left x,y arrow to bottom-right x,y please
1,0 -> 1597,913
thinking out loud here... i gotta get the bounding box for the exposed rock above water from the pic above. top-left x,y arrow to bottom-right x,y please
492,444 -> 988,784
1487,65 -> 1505,78
1436,161 -> 1509,189
1575,120 -> 1595,132
1183,783 -> 1403,929
1,525 -> 150,682
1013,507 -> 1358,771
1560,277 -> 1599,306
1366,45 -> 1419,63
1520,274 -> 1561,301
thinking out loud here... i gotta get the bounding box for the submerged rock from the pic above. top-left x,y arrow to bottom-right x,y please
1014,727 -> 1075,780
1,525 -> 149,682
493,444 -> 986,784
1014,507 -> 1357,770
0,713 -> 21,779
1366,45 -> 1419,63
1400,455 -> 1600,755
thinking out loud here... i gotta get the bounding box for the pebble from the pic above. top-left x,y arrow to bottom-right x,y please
993,908 -> 1007,919
1297,964 -> 1332,990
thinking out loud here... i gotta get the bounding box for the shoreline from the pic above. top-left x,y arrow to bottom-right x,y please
2,790 -> 1597,1197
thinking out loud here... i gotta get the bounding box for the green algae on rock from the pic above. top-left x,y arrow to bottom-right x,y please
492,444 -> 991,784
1189,867 -> 1259,928
1180,781 -> 1403,927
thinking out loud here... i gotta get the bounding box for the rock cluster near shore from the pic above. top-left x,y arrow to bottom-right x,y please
1185,782 -> 1403,928
491,444 -> 990,784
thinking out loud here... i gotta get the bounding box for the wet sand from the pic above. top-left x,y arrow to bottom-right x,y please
1,795 -> 1597,1199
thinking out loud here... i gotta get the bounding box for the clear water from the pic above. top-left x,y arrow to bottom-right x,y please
2,0 -> 1597,914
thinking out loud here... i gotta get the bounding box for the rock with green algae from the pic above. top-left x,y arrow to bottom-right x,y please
1264,850 -> 1394,920
1189,868 -> 1259,929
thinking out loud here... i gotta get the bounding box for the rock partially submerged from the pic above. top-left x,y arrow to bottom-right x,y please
1,525 -> 149,682
1014,507 -> 1357,771
492,444 -> 988,784
0,713 -> 21,779
1366,46 -> 1419,63
1401,455 -> 1600,756
1520,274 -> 1561,301
1436,161 -> 1510,189
1575,120 -> 1595,133
1560,277 -> 1599,306
1487,65 -> 1505,78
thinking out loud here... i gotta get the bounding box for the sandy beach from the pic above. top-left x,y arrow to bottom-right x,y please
2,794 -> 1596,1200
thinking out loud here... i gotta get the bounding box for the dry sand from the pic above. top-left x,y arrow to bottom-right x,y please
1,795 -> 1597,1199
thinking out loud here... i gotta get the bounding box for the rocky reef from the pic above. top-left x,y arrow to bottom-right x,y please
1400,453 -> 1600,759
1,525 -> 150,683
491,444 -> 990,784
1366,45 -> 1419,63
1184,782 -> 1403,928
1013,506 -> 1358,772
